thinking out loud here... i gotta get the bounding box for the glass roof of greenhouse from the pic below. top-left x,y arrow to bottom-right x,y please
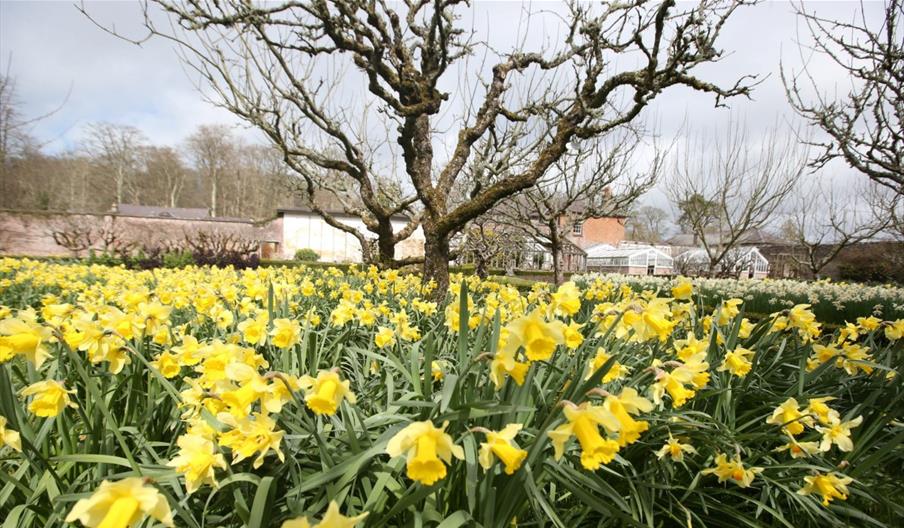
585,244 -> 674,266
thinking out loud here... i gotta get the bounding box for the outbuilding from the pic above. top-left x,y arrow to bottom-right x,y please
585,244 -> 674,275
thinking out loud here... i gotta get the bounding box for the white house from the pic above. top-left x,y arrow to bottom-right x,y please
271,208 -> 425,263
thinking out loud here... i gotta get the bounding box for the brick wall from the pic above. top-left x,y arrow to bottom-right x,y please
567,217 -> 626,249
0,209 -> 270,257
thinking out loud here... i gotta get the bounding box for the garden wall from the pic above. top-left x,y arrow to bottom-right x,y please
0,208 -> 277,257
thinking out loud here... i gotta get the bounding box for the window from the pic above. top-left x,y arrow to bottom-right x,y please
572,221 -> 583,236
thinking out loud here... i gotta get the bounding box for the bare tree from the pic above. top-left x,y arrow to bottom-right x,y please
83,122 -> 147,207
142,145 -> 187,208
625,205 -> 671,243
84,0 -> 756,294
783,178 -> 889,278
784,0 -> 903,194
186,124 -> 234,217
455,219 -> 527,280
0,66 -> 68,207
494,134 -> 662,284
668,119 -> 806,275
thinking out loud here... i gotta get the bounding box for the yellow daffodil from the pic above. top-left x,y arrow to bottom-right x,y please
171,335 -> 204,366
150,351 -> 181,378
548,402 -> 620,470
671,277 -> 693,300
551,281 -> 582,317
766,398 -> 812,436
738,318 -> 754,339
673,333 -> 707,361
431,360 -> 445,381
856,316 -> 881,332
651,366 -> 696,408
0,416 -> 22,452
563,321 -> 584,350
718,347 -> 754,378
282,500 -> 369,528
65,477 -> 174,528
702,453 -> 763,488
604,388 -> 652,446
374,326 -> 396,348
297,370 -> 356,416
386,420 -> 464,485
503,309 -> 565,362
270,318 -> 301,349
0,315 -> 53,368
806,397 -> 839,425
798,472 -> 854,506
237,316 -> 268,345
714,299 -> 743,326
490,347 -> 531,389
774,436 -> 820,459
477,424 -> 528,475
656,434 -> 697,462
837,343 -> 874,375
217,412 -> 285,468
585,348 -> 630,383
884,319 -> 904,340
20,380 -> 77,417
640,298 -> 676,342
816,415 -> 862,452
167,433 -> 228,494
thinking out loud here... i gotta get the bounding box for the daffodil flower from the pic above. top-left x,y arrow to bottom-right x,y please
65,477 -> 174,528
270,318 -> 301,349
548,402 -> 620,471
702,453 -> 763,488
20,380 -> 78,418
477,424 -> 528,475
298,370 -> 356,416
0,416 -> 22,452
503,309 -> 565,362
655,434 -> 697,462
718,347 -> 754,378
282,501 -> 368,528
167,433 -> 228,494
798,472 -> 854,506
217,412 -> 285,468
386,420 -> 464,486
816,415 -> 862,452
0,315 -> 54,368
766,398 -> 812,436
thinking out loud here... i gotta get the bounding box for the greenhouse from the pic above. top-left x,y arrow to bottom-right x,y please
585,244 -> 674,275
675,246 -> 770,279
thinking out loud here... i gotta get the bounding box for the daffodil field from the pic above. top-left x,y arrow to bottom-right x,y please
1,258 -> 903,528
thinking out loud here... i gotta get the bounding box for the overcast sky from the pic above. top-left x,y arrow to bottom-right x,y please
0,0 -> 886,216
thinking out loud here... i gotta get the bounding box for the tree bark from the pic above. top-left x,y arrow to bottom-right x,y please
549,222 -> 564,285
423,232 -> 451,300
376,220 -> 396,269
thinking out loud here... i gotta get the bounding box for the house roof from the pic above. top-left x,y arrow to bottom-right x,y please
115,204 -> 211,220
676,246 -> 768,263
113,204 -> 252,223
585,243 -> 673,261
666,228 -> 787,247
276,206 -> 413,222
276,188 -> 415,221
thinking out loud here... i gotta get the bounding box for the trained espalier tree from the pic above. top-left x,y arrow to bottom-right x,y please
97,0 -> 757,293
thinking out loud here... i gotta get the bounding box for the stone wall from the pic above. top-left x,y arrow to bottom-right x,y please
0,209 -> 274,257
